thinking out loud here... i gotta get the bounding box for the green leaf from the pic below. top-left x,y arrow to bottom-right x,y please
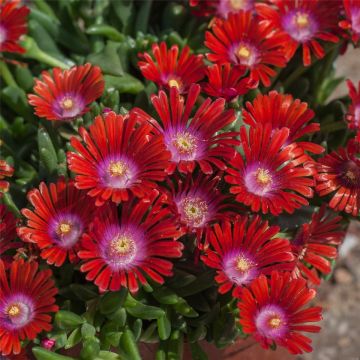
87,41 -> 124,76
80,338 -> 101,360
166,330 -> 183,360
104,74 -> 144,94
152,287 -> 179,305
86,25 -> 125,41
132,318 -> 143,341
111,0 -> 135,34
81,323 -> 96,339
135,0 -> 152,33
55,310 -> 84,330
173,298 -> 198,318
176,271 -> 215,297
189,342 -> 207,360
99,288 -> 127,315
111,307 -> 127,326
94,351 -> 122,360
65,328 -> 82,349
157,313 -> 171,341
120,329 -> 141,360
1,86 -> 33,120
124,294 -> 165,320
69,284 -> 98,301
32,347 -> 75,360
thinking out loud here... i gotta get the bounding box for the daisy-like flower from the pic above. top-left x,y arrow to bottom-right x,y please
67,111 -> 170,206
189,0 -> 254,19
345,79 -> 360,133
205,11 -> 288,86
257,0 -> 339,66
225,125 -> 315,215
17,178 -> 96,267
238,271 -> 322,354
165,172 -> 238,241
201,217 -> 294,297
28,63 -> 105,121
315,142 -> 360,216
202,64 -> 258,102
0,159 -> 14,194
138,42 -> 205,94
0,259 -> 58,356
131,84 -> 238,174
0,205 -> 19,265
292,205 -> 345,286
78,195 -> 183,293
339,0 -> 360,44
0,0 -> 29,54
243,91 -> 324,154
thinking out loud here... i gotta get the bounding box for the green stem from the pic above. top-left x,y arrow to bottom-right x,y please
282,65 -> 309,89
33,50 -> 69,69
0,62 -> 17,87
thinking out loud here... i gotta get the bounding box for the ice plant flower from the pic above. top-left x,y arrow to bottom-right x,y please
131,84 -> 238,174
339,0 -> 360,44
0,159 -> 14,194
0,204 -> 19,263
238,271 -> 322,354
189,0 -> 254,18
202,64 -> 258,102
205,11 -> 288,86
256,0 -> 339,66
78,196 -> 183,293
225,125 -> 315,215
0,259 -> 58,356
138,42 -> 205,94
0,0 -> 29,54
201,217 -> 294,296
28,63 -> 105,121
345,79 -> 360,133
165,172 -> 238,241
243,91 -> 324,154
292,205 -> 345,286
315,142 -> 360,216
17,178 -> 96,267
67,111 -> 171,206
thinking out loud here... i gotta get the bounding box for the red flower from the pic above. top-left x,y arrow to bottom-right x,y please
189,0 -> 254,18
131,84 -> 238,174
225,125 -> 315,215
0,159 -> 14,194
238,271 -> 322,354
67,111 -> 171,206
28,63 -> 105,121
315,142 -> 360,216
257,0 -> 339,66
17,178 -> 96,267
339,0 -> 360,44
292,205 -> 345,286
0,0 -> 29,54
243,91 -> 324,154
205,11 -> 288,86
138,42 -> 205,94
164,172 -> 238,241
0,259 -> 58,356
78,195 -> 183,293
345,79 -> 360,133
202,64 -> 258,102
201,217 -> 294,296
0,205 -> 19,266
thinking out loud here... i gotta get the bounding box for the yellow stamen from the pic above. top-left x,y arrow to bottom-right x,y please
57,222 -> 72,235
237,45 -> 251,59
173,133 -> 197,154
110,235 -> 134,255
268,316 -> 282,328
229,0 -> 244,10
345,170 -> 356,182
7,304 -> 20,317
61,98 -> 74,110
168,79 -> 181,89
295,13 -> 309,28
255,168 -> 272,186
109,161 -> 127,177
236,256 -> 251,272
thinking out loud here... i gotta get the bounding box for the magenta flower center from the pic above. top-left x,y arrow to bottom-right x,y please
61,98 -> 75,110
282,11 -> 318,42
255,304 -> 288,339
229,0 -> 245,11
0,25 -> 6,45
245,165 -> 275,196
172,132 -> 197,155
234,43 -> 258,67
179,196 -> 208,228
1,295 -> 34,330
54,93 -> 85,119
109,161 -> 129,178
351,6 -> 360,34
339,160 -> 360,188
107,234 -> 137,266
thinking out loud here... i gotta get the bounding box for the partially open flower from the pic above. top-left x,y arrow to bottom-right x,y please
346,79 -> 360,133
0,160 -> 14,194
28,63 -> 105,121
339,0 -> 360,44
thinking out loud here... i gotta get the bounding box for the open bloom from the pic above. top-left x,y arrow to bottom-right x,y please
0,0 -> 29,54
131,84 -> 237,174
28,63 -> 105,121
189,0 -> 254,18
78,195 -> 183,293
138,42 -> 205,94
339,0 -> 360,44
238,271 -> 322,354
17,178 -> 96,267
243,91 -> 324,154
202,64 -> 258,102
0,205 -> 19,266
257,0 -> 339,66
292,205 -> 345,286
205,11 -> 288,86
0,160 -> 14,194
201,217 -> 294,296
316,142 -> 360,216
0,259 -> 58,356
225,125 -> 315,215
67,111 -> 170,206
165,172 -> 238,241
345,79 -> 360,132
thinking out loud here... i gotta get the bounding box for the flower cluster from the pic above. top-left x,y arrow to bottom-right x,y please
1,0 -> 359,358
